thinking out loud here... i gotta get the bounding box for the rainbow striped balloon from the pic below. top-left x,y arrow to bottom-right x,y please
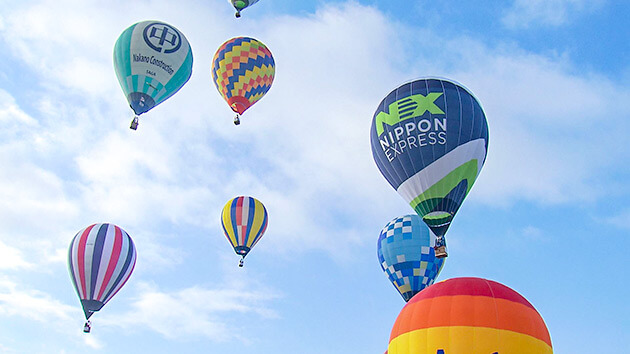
221,196 -> 268,263
68,223 -> 136,320
388,277 -> 552,354
211,37 -> 275,118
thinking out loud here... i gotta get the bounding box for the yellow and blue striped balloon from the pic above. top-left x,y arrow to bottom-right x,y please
221,196 -> 268,265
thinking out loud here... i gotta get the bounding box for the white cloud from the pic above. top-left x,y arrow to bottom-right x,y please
104,280 -> 281,341
502,0 -> 604,28
0,241 -> 32,270
0,0 -> 148,96
408,36 -> 630,208
0,1 -> 626,352
0,0 -> 627,264
0,276 -> 77,324
0,276 -> 104,349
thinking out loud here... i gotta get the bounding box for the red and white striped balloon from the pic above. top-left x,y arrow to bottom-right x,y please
68,223 -> 136,320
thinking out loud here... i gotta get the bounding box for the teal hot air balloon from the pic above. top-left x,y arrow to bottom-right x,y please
228,0 -> 260,18
370,78 -> 489,258
377,215 -> 445,302
113,20 -> 193,130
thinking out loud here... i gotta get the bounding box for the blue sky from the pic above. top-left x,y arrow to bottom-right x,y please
0,0 -> 629,353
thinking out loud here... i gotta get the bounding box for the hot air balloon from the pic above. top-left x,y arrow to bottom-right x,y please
113,20 -> 193,130
228,0 -> 260,18
377,215 -> 445,302
221,196 -> 268,267
211,36 -> 275,125
388,277 -> 552,353
68,223 -> 137,333
370,78 -> 489,258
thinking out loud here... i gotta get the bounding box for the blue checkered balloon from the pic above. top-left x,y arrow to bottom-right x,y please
377,214 -> 445,302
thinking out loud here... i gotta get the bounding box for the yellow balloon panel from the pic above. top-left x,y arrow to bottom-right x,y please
388,326 -> 553,354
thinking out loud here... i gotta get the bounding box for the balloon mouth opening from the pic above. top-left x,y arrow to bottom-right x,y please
227,96 -> 251,115
80,299 -> 104,320
235,246 -> 250,256
128,92 -> 156,115
423,211 -> 453,228
424,211 -> 453,218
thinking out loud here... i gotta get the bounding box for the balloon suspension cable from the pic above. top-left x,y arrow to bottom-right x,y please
239,257 -> 244,267
130,116 -> 139,130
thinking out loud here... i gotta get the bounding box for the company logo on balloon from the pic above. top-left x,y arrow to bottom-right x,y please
375,93 -> 444,136
132,53 -> 175,75
375,92 -> 447,163
143,22 -> 182,54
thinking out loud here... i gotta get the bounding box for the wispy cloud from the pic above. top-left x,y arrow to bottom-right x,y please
0,275 -> 104,349
1,0 -> 627,265
502,0 -> 604,28
603,209 -> 630,230
103,280 -> 281,342
0,241 -> 32,270
1,1 -> 626,266
0,277 -> 76,322
415,37 -> 630,208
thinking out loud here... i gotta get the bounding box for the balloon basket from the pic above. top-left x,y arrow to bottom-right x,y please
234,115 -> 241,125
130,116 -> 139,130
434,245 -> 448,258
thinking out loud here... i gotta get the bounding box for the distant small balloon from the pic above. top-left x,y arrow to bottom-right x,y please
228,0 -> 261,18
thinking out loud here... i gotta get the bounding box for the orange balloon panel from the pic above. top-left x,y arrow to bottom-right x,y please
388,277 -> 552,354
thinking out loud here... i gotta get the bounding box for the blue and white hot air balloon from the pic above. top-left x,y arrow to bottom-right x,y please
113,20 -> 193,130
377,215 -> 445,302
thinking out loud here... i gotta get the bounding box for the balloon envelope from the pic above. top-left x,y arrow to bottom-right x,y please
377,215 -> 444,301
221,196 -> 268,258
113,20 -> 193,117
370,78 -> 488,240
68,223 -> 137,320
388,277 -> 552,353
211,37 -> 275,117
